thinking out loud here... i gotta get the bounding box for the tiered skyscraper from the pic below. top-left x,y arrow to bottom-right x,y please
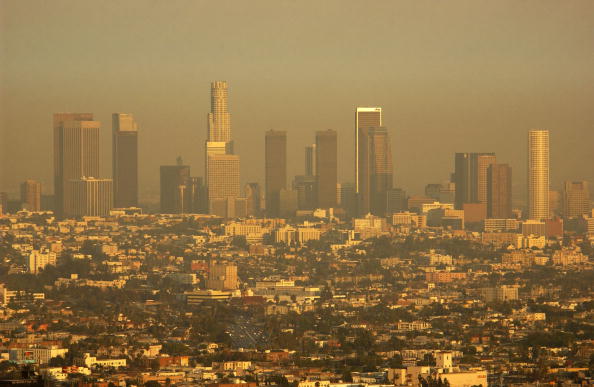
316,129 -> 337,209
528,130 -> 550,220
454,152 -> 496,209
205,81 -> 245,218
112,113 -> 138,208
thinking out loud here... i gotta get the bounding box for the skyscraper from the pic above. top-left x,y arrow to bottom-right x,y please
205,81 -> 243,217
305,144 -> 316,177
358,126 -> 393,216
112,113 -> 138,208
528,130 -> 550,220
53,113 -> 99,217
160,162 -> 191,214
563,181 -> 590,218
20,180 -> 42,211
64,177 -> 113,217
265,130 -> 287,217
487,164 -> 512,219
454,152 -> 496,209
316,130 -> 337,209
245,182 -> 262,216
355,107 -> 382,195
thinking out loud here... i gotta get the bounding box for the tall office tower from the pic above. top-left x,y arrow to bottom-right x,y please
207,261 -> 238,291
305,144 -> 316,177
245,182 -> 261,216
160,162 -> 191,214
205,81 -> 243,216
386,188 -> 408,214
487,164 -> 512,219
207,81 -> 231,143
293,175 -> 317,210
528,130 -> 550,220
355,107 -> 382,195
207,154 -> 243,217
53,113 -> 99,217
316,129 -> 338,209
279,189 -> 298,218
337,182 -> 356,217
563,181 -> 590,218
358,127 -> 393,216
265,130 -> 287,217
112,113 -> 138,208
187,177 -> 207,213
454,152 -> 496,209
64,177 -> 113,217
20,180 -> 42,211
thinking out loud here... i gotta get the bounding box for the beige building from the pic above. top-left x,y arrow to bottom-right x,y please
563,180 -> 590,218
28,250 -> 57,274
64,177 -> 113,217
481,285 -> 519,302
528,130 -> 550,220
20,180 -> 42,211
207,261 -> 238,291
53,113 -> 99,217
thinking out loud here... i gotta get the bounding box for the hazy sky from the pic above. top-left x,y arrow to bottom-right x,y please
1,0 -> 593,204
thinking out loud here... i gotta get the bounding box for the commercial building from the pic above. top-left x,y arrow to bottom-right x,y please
487,163 -> 512,218
265,130 -> 287,217
316,130 -> 337,209
454,152 -> 496,210
563,180 -> 590,218
20,180 -> 42,211
64,177 -> 113,217
53,113 -> 99,217
29,250 -> 57,274
112,113 -> 138,208
528,130 -> 550,220
357,126 -> 393,216
207,261 -> 238,291
160,163 -> 191,214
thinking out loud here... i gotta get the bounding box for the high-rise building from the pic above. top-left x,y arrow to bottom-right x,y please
207,261 -> 238,291
358,127 -> 393,215
305,144 -> 316,177
454,152 -> 496,209
487,164 -> 512,219
265,130 -> 287,217
205,81 -> 243,217
160,162 -> 191,214
187,176 -> 207,213
293,175 -> 317,210
355,107 -> 382,195
337,182 -> 356,217
528,130 -> 550,220
316,129 -> 337,209
64,177 -> 113,217
28,250 -> 57,274
20,180 -> 42,211
563,181 -> 590,218
53,113 -> 99,217
112,113 -> 138,208
386,188 -> 408,215
244,183 -> 262,216
207,154 -> 242,217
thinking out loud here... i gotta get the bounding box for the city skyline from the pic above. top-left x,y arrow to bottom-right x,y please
2,1 -> 593,202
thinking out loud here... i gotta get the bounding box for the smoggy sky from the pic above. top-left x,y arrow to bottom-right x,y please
1,0 -> 593,204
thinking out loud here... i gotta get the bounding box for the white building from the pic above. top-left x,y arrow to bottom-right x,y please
28,250 -> 57,274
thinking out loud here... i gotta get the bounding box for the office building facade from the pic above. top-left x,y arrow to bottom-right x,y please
112,113 -> 138,208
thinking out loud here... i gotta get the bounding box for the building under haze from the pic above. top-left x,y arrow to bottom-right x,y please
20,180 -> 41,212
357,126 -> 393,216
528,130 -> 550,220
53,113 -> 99,217
316,129 -> 337,209
265,130 -> 287,217
454,152 -> 496,210
205,81 -> 244,217
64,177 -> 113,217
305,144 -> 316,178
112,113 -> 138,208
160,161 -> 191,214
355,107 -> 382,197
563,181 -> 590,218
244,182 -> 262,217
487,164 -> 512,219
